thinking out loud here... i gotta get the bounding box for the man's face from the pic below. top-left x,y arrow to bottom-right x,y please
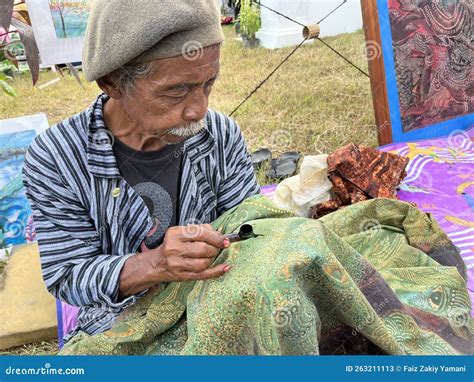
115,44 -> 221,143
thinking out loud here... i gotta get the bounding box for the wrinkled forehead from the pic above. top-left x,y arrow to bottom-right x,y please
148,44 -> 221,87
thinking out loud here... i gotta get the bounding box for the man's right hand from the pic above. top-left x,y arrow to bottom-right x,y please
118,224 -> 231,299
150,224 -> 231,282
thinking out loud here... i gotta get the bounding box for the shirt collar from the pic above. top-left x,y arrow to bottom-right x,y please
86,93 -> 216,178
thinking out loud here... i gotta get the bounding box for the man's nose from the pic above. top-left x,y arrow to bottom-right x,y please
183,88 -> 208,121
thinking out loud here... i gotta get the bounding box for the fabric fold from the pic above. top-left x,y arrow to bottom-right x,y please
60,195 -> 473,355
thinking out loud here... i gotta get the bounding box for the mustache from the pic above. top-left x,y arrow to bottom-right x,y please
166,119 -> 206,138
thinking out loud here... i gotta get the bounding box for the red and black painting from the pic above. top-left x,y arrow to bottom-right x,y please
388,0 -> 473,132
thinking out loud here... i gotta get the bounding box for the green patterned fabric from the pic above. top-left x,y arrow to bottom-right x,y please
59,195 -> 473,355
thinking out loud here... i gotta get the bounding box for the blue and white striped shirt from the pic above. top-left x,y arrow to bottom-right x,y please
22,93 -> 260,342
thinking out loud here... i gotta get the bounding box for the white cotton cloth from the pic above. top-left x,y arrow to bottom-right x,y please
273,155 -> 332,217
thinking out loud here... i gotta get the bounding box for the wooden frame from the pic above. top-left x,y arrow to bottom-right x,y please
361,0 -> 392,145
361,0 -> 473,145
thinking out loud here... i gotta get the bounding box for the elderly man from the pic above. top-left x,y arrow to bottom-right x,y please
22,0 -> 259,344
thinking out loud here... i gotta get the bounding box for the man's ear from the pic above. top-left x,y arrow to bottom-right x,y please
96,75 -> 122,99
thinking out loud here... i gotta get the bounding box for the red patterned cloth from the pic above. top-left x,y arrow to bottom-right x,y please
311,144 -> 409,218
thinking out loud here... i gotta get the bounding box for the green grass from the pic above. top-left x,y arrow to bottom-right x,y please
0,26 -> 376,355
0,26 -> 377,170
0,339 -> 59,356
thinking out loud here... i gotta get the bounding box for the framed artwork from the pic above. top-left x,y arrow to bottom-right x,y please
0,113 -> 49,256
361,0 -> 473,145
25,0 -> 93,66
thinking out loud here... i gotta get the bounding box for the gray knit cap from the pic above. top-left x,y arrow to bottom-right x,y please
82,0 -> 225,81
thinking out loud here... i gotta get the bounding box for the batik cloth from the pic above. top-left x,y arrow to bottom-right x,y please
60,195 -> 473,355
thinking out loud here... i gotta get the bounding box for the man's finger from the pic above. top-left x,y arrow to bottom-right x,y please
181,224 -> 225,248
181,242 -> 220,258
182,257 -> 213,273
184,264 -> 231,281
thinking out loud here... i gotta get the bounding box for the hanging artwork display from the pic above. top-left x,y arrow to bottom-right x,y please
0,113 -> 49,255
361,0 -> 473,145
25,0 -> 93,65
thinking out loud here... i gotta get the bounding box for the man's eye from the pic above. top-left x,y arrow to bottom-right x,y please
166,90 -> 188,98
204,81 -> 215,93
164,94 -> 186,102
164,86 -> 189,98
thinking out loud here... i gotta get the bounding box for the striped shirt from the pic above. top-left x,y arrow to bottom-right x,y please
22,93 -> 260,343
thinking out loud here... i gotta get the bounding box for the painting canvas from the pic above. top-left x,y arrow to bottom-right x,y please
0,114 -> 49,252
361,0 -> 473,144
49,0 -> 91,39
389,0 -> 472,132
26,0 -> 93,65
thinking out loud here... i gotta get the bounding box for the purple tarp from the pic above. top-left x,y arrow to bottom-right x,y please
379,127 -> 474,315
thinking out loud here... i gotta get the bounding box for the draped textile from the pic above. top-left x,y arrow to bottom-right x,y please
59,195 -> 473,355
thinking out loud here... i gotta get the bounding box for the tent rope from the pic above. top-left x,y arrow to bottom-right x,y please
229,0 -> 369,117
229,38 -> 307,117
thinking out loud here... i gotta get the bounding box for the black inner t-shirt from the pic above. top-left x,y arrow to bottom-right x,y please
113,138 -> 183,251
